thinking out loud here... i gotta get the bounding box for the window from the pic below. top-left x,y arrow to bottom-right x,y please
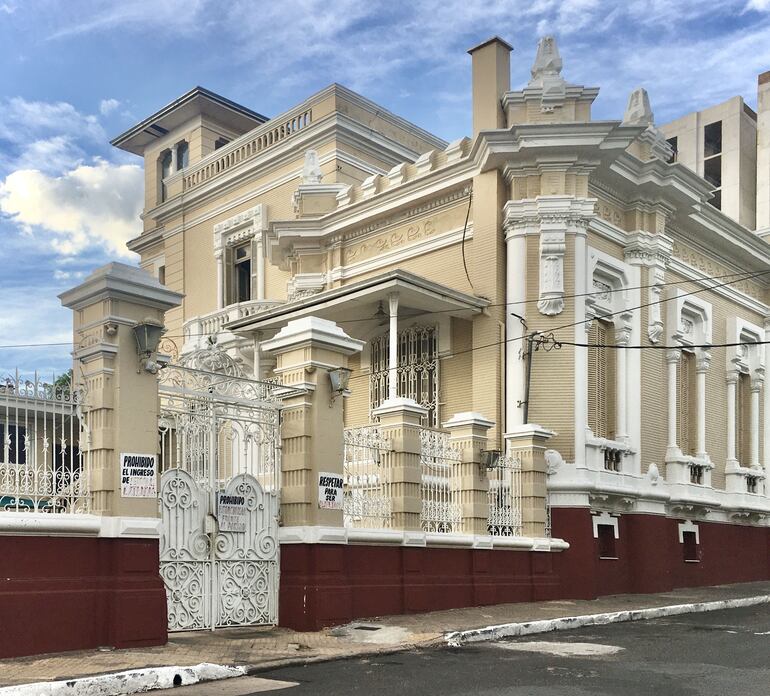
370,325 -> 438,427
597,524 -> 617,559
176,141 -> 189,170
160,150 -> 173,202
737,372 -> 752,465
215,137 -> 230,150
703,121 -> 722,210
703,121 -> 722,157
587,320 -> 615,440
1,424 -> 26,465
666,136 -> 678,164
677,350 -> 697,456
229,242 -> 252,304
682,530 -> 699,562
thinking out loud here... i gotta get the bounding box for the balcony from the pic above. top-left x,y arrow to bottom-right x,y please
182,299 -> 284,354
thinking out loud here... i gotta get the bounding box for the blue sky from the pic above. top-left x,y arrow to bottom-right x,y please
1,0 -> 770,377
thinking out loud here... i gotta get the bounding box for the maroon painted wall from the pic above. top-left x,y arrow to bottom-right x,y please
0,537 -> 167,659
551,508 -> 770,600
280,511 -> 770,632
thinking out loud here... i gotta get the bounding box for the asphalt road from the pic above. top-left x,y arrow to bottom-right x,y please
252,603 -> 770,696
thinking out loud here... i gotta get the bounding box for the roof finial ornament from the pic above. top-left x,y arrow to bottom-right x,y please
530,35 -> 563,84
301,149 -> 323,185
623,87 -> 654,127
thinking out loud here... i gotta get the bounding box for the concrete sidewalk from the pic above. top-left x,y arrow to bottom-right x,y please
2,581 -> 769,689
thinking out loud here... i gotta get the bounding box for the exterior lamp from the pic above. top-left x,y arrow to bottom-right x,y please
482,449 -> 503,470
133,318 -> 165,374
327,366 -> 351,406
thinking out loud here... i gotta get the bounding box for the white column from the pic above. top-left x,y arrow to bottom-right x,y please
505,228 -> 527,432
573,229 -> 588,463
751,378 -> 762,468
614,322 -> 630,443
170,144 -> 178,172
388,292 -> 399,401
256,237 -> 266,301
726,372 -> 738,466
215,251 -> 224,309
666,348 -> 680,457
253,332 -> 261,380
695,350 -> 710,458
764,319 -> 770,474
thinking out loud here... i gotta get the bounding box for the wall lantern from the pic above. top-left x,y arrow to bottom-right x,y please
482,449 -> 503,470
327,366 -> 351,406
133,318 -> 165,374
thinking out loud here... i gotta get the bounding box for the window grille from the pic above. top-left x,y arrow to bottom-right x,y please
737,372 -> 751,465
677,351 -> 696,456
370,325 -> 439,427
587,321 -> 615,439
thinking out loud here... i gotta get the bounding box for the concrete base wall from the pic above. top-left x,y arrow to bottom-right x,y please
280,512 -> 770,631
0,537 -> 167,659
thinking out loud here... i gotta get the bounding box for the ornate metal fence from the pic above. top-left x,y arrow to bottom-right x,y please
343,425 -> 391,528
487,453 -> 523,536
0,371 -> 89,513
419,427 -> 462,533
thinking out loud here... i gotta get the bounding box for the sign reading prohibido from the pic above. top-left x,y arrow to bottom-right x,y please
218,493 -> 248,532
120,453 -> 157,498
318,472 -> 344,509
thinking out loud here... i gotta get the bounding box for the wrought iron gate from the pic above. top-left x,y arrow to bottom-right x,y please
157,348 -> 282,631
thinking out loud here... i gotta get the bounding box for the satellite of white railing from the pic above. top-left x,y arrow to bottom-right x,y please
487,453 -> 523,537
419,427 -> 462,533
343,425 -> 391,529
0,370 -> 89,514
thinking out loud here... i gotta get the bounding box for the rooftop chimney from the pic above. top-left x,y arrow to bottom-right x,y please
467,36 -> 513,136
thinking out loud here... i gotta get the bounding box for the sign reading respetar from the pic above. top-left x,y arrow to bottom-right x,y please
318,472 -> 343,509
218,493 -> 248,532
120,453 -> 157,498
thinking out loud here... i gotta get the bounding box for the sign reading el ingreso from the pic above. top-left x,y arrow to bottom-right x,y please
120,453 -> 157,498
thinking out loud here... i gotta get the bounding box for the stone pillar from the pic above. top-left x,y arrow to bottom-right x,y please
371,397 -> 427,531
444,412 -> 493,535
666,348 -> 681,458
261,317 -> 364,528
59,263 -> 183,518
726,371 -> 739,468
751,375 -> 763,468
505,424 -> 554,537
695,349 -> 711,458
388,292 -> 399,401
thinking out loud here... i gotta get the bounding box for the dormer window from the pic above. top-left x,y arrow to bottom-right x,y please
158,141 -> 189,203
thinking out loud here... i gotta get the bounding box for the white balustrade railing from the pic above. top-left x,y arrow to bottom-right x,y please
183,299 -> 284,352
487,453 -> 523,537
419,428 -> 462,533
343,425 -> 391,528
0,370 -> 89,513
181,107 -> 313,192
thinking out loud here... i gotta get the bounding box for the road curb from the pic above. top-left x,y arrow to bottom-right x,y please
0,662 -> 246,696
444,594 -> 770,647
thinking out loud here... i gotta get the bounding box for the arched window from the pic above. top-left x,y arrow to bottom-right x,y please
159,149 -> 173,202
176,141 -> 189,170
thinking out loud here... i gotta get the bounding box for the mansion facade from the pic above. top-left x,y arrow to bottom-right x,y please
114,35 -> 770,602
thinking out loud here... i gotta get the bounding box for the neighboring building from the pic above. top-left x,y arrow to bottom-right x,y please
659,72 -> 770,233
112,35 -> 770,617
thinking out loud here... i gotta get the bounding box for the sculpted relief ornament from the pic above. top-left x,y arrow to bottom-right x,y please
537,231 -> 566,316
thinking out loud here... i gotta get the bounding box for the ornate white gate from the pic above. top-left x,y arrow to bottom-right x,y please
157,347 -> 282,631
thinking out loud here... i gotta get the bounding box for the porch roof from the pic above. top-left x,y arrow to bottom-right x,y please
226,270 -> 489,337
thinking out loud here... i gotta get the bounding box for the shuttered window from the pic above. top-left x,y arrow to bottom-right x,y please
737,372 -> 751,465
677,351 -> 696,456
587,321 -> 615,439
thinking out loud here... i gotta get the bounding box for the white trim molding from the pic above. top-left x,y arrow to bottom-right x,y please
592,511 -> 619,539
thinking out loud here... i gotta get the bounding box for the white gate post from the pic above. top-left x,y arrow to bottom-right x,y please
60,262 -> 183,518
262,317 -> 364,528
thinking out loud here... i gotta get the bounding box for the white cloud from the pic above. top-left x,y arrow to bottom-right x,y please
0,97 -> 104,145
0,160 -> 143,259
746,0 -> 770,10
0,3 -> 15,13
99,98 -> 120,116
